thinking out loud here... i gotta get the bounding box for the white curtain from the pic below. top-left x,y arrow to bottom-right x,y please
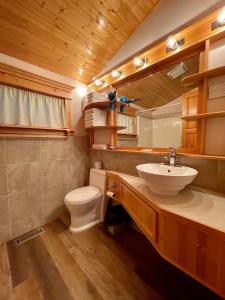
117,113 -> 135,134
0,84 -> 66,128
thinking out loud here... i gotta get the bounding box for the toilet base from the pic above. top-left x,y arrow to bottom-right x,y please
69,220 -> 101,233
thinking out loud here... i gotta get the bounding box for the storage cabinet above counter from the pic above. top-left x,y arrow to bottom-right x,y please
106,171 -> 225,298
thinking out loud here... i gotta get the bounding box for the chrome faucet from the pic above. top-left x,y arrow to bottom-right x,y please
168,147 -> 176,167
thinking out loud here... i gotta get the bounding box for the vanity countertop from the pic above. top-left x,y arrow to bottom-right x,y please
108,171 -> 225,234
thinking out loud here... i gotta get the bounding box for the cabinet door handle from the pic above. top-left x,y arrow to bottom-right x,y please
111,183 -> 117,189
196,243 -> 202,248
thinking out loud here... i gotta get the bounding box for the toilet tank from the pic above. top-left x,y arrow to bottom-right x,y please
89,168 -> 106,194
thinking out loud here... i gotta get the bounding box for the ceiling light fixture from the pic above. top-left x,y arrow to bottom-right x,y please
217,9 -> 225,26
76,85 -> 88,97
166,36 -> 185,53
96,16 -> 105,27
167,36 -> 179,51
212,8 -> 225,30
133,57 -> 146,67
111,70 -> 122,78
87,49 -> 92,55
79,68 -> 83,75
94,79 -> 104,87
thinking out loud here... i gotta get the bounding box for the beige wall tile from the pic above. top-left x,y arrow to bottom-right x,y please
11,213 -> 43,239
6,140 -> 40,164
66,157 -> 89,192
0,166 -> 7,196
0,141 -> 6,164
9,191 -> 42,223
44,205 -> 67,224
43,186 -> 67,212
0,196 -> 9,227
0,225 -> 11,243
66,136 -> 88,161
8,162 -> 42,195
40,140 -> 67,161
42,160 -> 67,191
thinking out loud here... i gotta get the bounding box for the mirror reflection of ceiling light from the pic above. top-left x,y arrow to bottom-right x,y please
133,57 -> 145,67
94,79 -> 104,87
76,85 -> 89,97
111,70 -> 122,78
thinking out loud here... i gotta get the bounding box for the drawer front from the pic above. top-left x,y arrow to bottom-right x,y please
107,175 -> 121,201
121,184 -> 157,243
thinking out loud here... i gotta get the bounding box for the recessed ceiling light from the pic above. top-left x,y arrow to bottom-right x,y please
217,9 -> 225,26
87,49 -> 92,55
133,57 -> 145,67
111,70 -> 122,78
96,16 -> 105,27
167,36 -> 179,51
79,68 -> 83,75
94,79 -> 104,87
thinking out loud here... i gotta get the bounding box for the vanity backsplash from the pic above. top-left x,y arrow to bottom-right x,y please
90,150 -> 225,195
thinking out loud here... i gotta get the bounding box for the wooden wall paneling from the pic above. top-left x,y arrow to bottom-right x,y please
0,0 -> 159,82
65,99 -> 72,130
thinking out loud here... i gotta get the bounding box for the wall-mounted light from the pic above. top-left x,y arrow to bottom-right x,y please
166,36 -> 185,53
111,70 -> 122,78
94,79 -> 104,87
212,9 -> 225,30
133,57 -> 147,67
76,85 -> 89,97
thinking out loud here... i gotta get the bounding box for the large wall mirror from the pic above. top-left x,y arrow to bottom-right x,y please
116,54 -> 199,150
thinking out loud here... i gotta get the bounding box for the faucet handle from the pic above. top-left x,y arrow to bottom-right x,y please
168,147 -> 176,156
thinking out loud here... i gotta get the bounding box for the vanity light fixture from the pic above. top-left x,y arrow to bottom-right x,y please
212,8 -> 225,30
133,57 -> 147,67
94,79 -> 104,87
111,70 -> 122,78
166,36 -> 185,53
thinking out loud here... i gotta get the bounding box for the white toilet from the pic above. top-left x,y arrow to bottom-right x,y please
64,168 -> 106,233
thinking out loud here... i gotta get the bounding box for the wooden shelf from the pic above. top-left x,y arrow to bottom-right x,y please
86,125 -> 126,130
182,66 -> 225,86
83,101 -> 126,112
182,111 -> 225,121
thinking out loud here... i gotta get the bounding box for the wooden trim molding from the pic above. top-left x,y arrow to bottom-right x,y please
88,7 -> 225,91
0,62 -> 74,99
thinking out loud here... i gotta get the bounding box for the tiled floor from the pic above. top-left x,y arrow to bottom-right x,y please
0,220 -> 221,300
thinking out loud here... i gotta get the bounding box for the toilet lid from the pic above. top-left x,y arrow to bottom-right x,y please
65,186 -> 101,204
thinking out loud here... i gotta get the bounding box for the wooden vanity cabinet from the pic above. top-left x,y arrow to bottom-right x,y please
106,173 -> 225,298
159,214 -> 225,297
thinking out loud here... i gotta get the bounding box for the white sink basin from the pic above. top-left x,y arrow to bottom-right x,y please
136,163 -> 198,196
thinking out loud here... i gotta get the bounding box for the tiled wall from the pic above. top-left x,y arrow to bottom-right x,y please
0,136 -> 89,243
90,150 -> 225,195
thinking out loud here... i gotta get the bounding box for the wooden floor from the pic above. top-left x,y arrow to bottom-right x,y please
0,220 -> 222,300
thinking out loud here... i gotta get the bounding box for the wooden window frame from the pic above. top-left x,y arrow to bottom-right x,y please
0,63 -> 74,139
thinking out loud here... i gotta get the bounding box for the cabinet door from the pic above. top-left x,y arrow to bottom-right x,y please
159,215 -> 225,297
182,88 -> 199,150
121,184 -> 157,243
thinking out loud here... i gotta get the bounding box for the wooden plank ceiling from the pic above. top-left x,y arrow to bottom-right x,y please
0,0 -> 159,83
117,55 -> 199,109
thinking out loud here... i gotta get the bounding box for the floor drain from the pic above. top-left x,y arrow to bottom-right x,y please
14,227 -> 45,246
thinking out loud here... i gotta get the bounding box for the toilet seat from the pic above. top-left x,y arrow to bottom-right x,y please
65,186 -> 101,204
